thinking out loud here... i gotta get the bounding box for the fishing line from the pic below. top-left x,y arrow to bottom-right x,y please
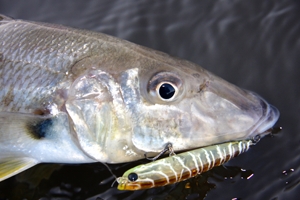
101,162 -> 118,187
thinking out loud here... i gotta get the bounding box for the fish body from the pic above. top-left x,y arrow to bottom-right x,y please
0,14 -> 279,181
117,140 -> 252,190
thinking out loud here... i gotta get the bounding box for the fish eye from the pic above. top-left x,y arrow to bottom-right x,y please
158,82 -> 176,100
147,72 -> 183,103
128,172 -> 138,181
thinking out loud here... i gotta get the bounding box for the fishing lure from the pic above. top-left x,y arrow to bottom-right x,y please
117,140 -> 252,190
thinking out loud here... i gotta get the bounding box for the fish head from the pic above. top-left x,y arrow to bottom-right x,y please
130,61 -> 279,154
66,45 -> 279,163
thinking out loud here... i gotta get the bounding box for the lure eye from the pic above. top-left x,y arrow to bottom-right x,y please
128,172 -> 138,181
158,83 -> 176,100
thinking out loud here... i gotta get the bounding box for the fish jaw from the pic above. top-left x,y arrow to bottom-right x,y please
247,99 -> 280,138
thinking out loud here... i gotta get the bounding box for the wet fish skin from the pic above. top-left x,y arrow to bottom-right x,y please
0,14 -> 279,181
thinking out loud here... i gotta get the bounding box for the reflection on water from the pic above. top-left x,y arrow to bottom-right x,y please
0,0 -> 299,199
0,162 -> 255,200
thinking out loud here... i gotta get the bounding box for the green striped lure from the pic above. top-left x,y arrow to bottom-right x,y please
117,140 -> 252,190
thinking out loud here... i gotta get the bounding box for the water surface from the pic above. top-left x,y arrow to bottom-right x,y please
0,0 -> 299,199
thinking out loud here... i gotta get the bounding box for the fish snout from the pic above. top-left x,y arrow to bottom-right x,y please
251,98 -> 280,138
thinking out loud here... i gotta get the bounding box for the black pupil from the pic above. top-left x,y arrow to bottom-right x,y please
159,83 -> 175,99
128,173 -> 138,181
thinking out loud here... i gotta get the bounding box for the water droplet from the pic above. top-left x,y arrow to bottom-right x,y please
247,174 -> 254,179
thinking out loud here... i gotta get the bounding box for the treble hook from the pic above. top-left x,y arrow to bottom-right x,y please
144,142 -> 176,161
252,135 -> 261,144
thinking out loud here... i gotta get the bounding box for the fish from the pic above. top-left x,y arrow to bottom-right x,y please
0,14 -> 279,182
117,140 -> 252,190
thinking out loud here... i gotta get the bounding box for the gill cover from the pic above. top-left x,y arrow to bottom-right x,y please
66,69 -> 141,163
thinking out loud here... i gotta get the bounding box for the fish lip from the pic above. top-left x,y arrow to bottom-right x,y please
250,98 -> 280,138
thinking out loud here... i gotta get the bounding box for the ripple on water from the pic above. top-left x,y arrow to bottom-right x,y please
0,0 -> 299,199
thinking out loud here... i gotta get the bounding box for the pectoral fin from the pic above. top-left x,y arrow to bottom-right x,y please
0,157 -> 39,181
0,112 -> 49,181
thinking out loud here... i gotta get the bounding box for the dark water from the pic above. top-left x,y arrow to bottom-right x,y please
0,0 -> 299,199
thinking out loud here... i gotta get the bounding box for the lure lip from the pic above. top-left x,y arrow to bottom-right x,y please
117,177 -> 142,190
116,177 -> 126,190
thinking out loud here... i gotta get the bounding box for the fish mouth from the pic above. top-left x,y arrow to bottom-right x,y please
250,98 -> 280,138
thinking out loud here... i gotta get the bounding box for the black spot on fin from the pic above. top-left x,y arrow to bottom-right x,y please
0,112 -> 53,142
27,118 -> 53,139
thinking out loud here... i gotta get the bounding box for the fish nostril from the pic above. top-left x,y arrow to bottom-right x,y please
198,80 -> 210,93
